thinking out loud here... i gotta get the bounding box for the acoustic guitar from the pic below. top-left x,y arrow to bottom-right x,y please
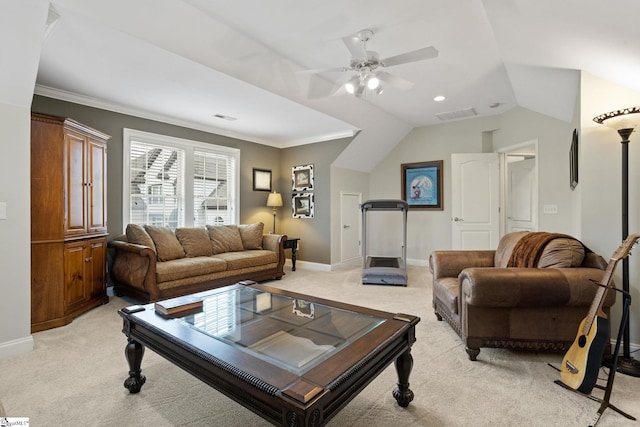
560,233 -> 640,394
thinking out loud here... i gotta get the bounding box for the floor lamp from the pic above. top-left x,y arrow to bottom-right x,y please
594,106 -> 640,377
266,191 -> 283,234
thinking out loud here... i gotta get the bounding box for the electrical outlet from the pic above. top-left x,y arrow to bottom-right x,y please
543,204 -> 558,214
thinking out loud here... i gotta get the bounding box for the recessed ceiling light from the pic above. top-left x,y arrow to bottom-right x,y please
213,113 -> 237,121
433,95 -> 446,102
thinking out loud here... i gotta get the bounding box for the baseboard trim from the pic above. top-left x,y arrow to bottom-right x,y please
288,257 -> 429,271
0,335 -> 34,360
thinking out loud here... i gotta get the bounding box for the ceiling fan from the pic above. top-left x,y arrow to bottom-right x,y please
302,29 -> 438,97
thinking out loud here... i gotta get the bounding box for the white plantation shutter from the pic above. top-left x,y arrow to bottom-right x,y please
123,129 -> 239,229
193,150 -> 236,227
129,141 -> 185,228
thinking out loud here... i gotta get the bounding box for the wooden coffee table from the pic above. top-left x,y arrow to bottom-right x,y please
119,282 -> 420,426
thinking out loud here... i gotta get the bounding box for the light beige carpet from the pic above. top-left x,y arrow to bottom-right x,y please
1,265 -> 638,426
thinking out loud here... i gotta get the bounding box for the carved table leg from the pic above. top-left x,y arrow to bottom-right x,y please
392,349 -> 414,407
465,347 -> 480,361
124,338 -> 146,393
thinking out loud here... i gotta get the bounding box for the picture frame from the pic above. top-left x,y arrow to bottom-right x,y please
401,160 -> 443,210
252,168 -> 272,192
292,192 -> 314,218
292,164 -> 314,191
570,129 -> 578,190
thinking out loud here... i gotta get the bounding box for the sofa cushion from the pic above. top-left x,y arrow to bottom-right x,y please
126,224 -> 156,252
212,250 -> 277,270
494,231 -> 529,267
175,227 -> 213,257
144,225 -> 186,262
155,256 -> 227,283
207,225 -> 244,254
239,222 -> 264,250
537,238 -> 585,268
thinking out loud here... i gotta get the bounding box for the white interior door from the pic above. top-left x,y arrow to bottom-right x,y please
507,157 -> 538,232
451,153 -> 500,249
340,192 -> 361,263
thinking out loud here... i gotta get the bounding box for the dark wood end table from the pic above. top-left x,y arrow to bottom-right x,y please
283,237 -> 300,271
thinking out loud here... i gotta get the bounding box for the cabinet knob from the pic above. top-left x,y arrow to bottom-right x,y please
85,257 -> 92,262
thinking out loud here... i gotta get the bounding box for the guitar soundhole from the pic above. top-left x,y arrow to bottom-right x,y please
578,335 -> 587,347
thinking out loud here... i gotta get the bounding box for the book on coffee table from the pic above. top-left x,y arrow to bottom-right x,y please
155,295 -> 203,317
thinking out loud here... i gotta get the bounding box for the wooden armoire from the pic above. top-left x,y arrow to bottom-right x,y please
30,113 -> 110,332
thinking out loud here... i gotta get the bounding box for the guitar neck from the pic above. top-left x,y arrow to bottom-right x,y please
580,259 -> 617,336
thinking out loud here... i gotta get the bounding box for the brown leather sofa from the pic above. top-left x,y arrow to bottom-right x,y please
430,231 -> 616,360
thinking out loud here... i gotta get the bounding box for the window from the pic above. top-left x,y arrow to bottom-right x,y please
123,129 -> 239,230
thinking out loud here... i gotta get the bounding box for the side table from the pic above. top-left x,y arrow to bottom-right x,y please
283,237 -> 300,271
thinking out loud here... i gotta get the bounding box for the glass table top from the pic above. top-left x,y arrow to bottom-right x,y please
177,287 -> 386,375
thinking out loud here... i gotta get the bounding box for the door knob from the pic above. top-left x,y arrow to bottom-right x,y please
343,224 -> 351,229
453,217 -> 464,222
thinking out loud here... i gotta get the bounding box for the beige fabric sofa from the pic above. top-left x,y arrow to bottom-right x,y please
109,222 -> 286,302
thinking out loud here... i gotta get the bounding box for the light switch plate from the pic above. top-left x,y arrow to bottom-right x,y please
543,204 -> 558,214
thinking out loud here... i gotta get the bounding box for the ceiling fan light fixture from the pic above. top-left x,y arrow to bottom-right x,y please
366,75 -> 380,90
345,76 -> 360,94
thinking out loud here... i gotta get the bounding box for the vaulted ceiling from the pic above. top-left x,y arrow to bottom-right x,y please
5,0 -> 640,172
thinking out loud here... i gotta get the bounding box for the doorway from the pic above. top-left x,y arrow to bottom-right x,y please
450,141 -> 538,249
340,192 -> 361,263
499,141 -> 538,235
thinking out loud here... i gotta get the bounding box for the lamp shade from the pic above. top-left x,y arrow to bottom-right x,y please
266,192 -> 283,207
593,106 -> 640,130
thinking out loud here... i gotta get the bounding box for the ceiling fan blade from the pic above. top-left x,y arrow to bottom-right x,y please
381,46 -> 438,67
342,34 -> 367,60
377,71 -> 414,91
296,66 -> 349,75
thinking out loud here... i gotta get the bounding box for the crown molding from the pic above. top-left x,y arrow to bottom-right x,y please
33,85 -> 357,148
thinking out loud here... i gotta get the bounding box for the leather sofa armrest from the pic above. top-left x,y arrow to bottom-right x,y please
430,250 -> 495,278
262,234 -> 286,269
460,267 -> 572,308
460,267 -> 613,308
109,239 -> 159,300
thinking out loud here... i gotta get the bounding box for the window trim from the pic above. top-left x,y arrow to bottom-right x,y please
122,128 -> 240,231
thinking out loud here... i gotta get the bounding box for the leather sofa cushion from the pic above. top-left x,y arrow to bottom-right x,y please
155,256 -> 227,283
144,225 -> 186,261
126,224 -> 156,252
239,222 -> 264,250
207,225 -> 244,254
494,231 -> 529,267
213,250 -> 277,270
175,227 -> 213,257
537,237 -> 585,268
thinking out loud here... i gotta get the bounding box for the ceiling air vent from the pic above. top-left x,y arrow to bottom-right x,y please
213,114 -> 237,121
435,107 -> 477,121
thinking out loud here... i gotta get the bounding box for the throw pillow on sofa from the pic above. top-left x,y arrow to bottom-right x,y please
207,224 -> 244,254
175,227 -> 213,257
144,225 -> 186,261
239,222 -> 264,250
126,223 -> 156,252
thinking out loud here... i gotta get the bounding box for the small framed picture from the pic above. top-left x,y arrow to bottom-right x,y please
292,193 -> 314,218
253,168 -> 272,192
401,160 -> 443,210
292,164 -> 314,191
570,129 -> 578,190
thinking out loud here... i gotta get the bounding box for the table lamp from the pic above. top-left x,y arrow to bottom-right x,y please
266,191 -> 283,234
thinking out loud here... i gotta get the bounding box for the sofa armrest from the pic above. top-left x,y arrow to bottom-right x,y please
262,233 -> 286,270
430,250 -> 495,279
109,239 -> 160,300
460,267 -> 613,308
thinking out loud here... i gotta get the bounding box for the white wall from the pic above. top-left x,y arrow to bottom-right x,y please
0,104 -> 34,358
580,72 -> 640,346
368,108 -> 575,263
